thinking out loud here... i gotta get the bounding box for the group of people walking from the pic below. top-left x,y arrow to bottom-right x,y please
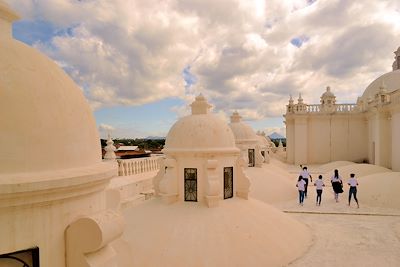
296,166 -> 359,208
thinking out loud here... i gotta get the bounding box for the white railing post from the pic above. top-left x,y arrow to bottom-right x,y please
117,156 -> 165,177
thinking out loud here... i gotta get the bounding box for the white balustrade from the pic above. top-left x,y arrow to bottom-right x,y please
335,104 -> 356,112
296,103 -> 357,114
117,156 -> 162,176
306,105 -> 320,113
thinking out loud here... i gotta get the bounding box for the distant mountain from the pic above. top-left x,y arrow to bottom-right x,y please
144,136 -> 166,140
268,132 -> 285,140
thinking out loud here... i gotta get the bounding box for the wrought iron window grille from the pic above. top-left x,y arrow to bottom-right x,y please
0,247 -> 39,267
184,168 -> 197,202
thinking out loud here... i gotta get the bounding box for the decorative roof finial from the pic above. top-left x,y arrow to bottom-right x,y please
289,94 -> 294,105
104,134 -> 116,160
230,111 -> 242,123
298,93 -> 303,104
191,94 -> 211,115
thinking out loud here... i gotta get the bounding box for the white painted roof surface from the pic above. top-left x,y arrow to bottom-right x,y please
163,95 -> 239,153
122,197 -> 311,267
362,69 -> 400,99
256,135 -> 269,148
229,111 -> 258,142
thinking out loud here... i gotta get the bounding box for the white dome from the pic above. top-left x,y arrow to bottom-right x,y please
0,6 -> 101,174
256,135 -> 269,148
229,112 -> 258,142
163,95 -> 238,153
362,70 -> 400,99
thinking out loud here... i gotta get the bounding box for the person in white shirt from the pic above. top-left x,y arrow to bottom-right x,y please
296,176 -> 306,206
347,173 -> 359,208
314,175 -> 325,206
299,166 -> 312,198
331,169 -> 343,202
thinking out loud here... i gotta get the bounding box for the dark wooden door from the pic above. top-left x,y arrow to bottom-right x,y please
224,167 -> 233,199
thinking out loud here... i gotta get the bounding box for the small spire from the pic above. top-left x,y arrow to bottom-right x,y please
289,94 -> 294,105
104,134 -> 116,160
230,111 -> 242,123
326,86 -> 331,92
298,93 -> 303,104
190,93 -> 211,115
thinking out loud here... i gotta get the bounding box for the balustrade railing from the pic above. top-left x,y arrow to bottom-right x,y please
287,89 -> 400,115
297,103 -> 358,113
335,104 -> 357,112
117,156 -> 162,176
306,104 -> 320,113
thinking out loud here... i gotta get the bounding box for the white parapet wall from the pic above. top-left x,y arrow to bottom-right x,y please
109,156 -> 163,208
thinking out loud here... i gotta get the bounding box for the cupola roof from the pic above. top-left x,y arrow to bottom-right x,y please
0,3 -> 101,173
163,95 -> 239,154
229,111 -> 258,142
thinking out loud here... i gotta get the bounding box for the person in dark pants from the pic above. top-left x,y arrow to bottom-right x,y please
299,166 -> 312,198
314,175 -> 325,206
296,176 -> 306,206
348,173 -> 359,208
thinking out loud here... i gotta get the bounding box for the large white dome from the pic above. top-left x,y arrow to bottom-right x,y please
362,69 -> 400,100
229,112 -> 258,142
0,6 -> 101,174
163,95 -> 238,154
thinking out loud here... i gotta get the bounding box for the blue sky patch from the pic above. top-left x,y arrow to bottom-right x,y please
290,36 -> 309,48
182,65 -> 197,89
13,19 -> 76,46
95,97 -> 185,138
13,20 -> 57,45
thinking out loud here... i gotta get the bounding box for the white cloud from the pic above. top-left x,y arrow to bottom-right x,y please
98,123 -> 115,132
7,0 -> 400,121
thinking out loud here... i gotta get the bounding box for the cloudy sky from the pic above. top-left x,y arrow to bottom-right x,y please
8,0 -> 400,138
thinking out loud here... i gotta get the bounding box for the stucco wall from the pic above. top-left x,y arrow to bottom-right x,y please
294,117 -> 308,165
378,113 -> 392,169
285,119 -> 295,164
308,116 -> 331,163
174,155 -> 238,203
287,113 -> 368,165
347,115 -> 368,162
330,116 -> 351,161
368,112 -> 392,169
392,111 -> 400,171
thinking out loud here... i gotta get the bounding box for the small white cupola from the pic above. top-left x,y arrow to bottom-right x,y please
320,86 -> 336,113
159,95 -> 249,208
